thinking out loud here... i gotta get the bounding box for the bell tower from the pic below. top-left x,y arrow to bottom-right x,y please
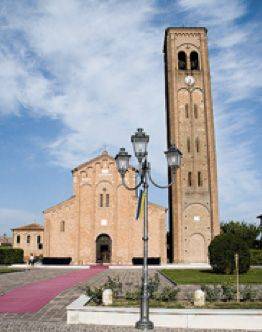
164,27 -> 220,263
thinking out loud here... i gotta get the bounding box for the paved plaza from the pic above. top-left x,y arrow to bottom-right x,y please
0,268 -> 260,331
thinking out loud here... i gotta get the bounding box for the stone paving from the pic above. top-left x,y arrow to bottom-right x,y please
88,269 -> 173,292
0,320 -> 256,332
1,320 -> 254,332
0,268 -> 260,331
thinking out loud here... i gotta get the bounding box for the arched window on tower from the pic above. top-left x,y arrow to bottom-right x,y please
178,51 -> 187,70
194,104 -> 198,118
198,171 -> 203,187
99,193 -> 103,207
106,194 -> 110,207
190,51 -> 199,70
187,137 -> 191,153
27,235 -> 30,244
188,172 -> 192,187
195,137 -> 200,153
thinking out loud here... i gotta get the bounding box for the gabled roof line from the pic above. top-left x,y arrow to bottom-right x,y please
43,195 -> 75,213
149,201 -> 167,211
71,151 -> 115,173
12,223 -> 44,231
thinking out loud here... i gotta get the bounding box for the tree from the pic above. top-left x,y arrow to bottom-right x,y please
209,233 -> 250,274
221,221 -> 260,249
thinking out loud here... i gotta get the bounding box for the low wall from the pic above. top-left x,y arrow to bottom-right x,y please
67,295 -> 262,330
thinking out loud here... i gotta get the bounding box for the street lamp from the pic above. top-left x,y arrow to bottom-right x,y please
115,128 -> 182,330
115,147 -> 131,175
131,128 -> 149,162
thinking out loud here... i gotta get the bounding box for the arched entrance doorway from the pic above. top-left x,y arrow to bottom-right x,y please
96,234 -> 112,263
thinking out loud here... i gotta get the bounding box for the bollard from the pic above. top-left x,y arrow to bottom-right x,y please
194,289 -> 205,307
102,289 -> 113,306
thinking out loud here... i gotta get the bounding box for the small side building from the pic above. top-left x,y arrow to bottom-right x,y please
12,223 -> 44,261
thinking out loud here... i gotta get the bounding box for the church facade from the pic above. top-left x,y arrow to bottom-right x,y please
164,27 -> 220,263
43,151 -> 167,265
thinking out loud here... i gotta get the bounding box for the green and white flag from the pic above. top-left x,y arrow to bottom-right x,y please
135,190 -> 145,220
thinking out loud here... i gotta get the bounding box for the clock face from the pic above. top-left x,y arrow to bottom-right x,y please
185,75 -> 195,86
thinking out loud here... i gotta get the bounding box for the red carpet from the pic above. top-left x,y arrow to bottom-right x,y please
0,266 -> 106,313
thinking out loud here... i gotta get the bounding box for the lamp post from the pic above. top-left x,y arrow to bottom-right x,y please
115,128 -> 182,330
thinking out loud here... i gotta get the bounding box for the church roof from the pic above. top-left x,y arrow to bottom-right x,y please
43,195 -> 75,213
71,150 -> 115,173
12,223 -> 44,231
149,201 -> 167,211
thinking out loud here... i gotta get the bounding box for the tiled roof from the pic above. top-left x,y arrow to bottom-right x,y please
12,223 -> 44,231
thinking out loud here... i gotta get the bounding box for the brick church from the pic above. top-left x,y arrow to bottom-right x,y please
43,151 -> 167,265
12,27 -> 220,264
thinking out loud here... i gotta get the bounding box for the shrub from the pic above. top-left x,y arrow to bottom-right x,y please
85,286 -> 103,305
209,233 -> 250,274
0,248 -> 24,265
104,276 -> 122,297
250,249 -> 262,266
201,285 -> 222,302
242,285 -> 256,302
185,291 -> 193,302
125,290 -> 141,301
148,273 -> 160,298
221,284 -> 236,301
155,286 -> 179,302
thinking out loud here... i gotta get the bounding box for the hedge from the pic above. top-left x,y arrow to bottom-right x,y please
42,257 -> 72,265
0,248 -> 24,265
132,257 -> 160,265
250,249 -> 262,266
209,233 -> 250,274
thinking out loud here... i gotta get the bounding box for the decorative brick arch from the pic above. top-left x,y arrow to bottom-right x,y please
188,233 -> 206,263
183,203 -> 210,263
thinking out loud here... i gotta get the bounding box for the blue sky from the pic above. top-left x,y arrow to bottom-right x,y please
0,0 -> 261,235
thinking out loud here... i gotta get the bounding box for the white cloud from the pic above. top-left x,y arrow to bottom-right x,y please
178,0 -> 246,25
0,0 -> 167,170
0,0 -> 261,224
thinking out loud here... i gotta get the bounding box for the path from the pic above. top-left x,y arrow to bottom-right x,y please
0,265 -> 106,313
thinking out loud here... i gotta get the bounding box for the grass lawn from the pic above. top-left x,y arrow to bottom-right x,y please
161,268 -> 262,285
0,267 -> 22,274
